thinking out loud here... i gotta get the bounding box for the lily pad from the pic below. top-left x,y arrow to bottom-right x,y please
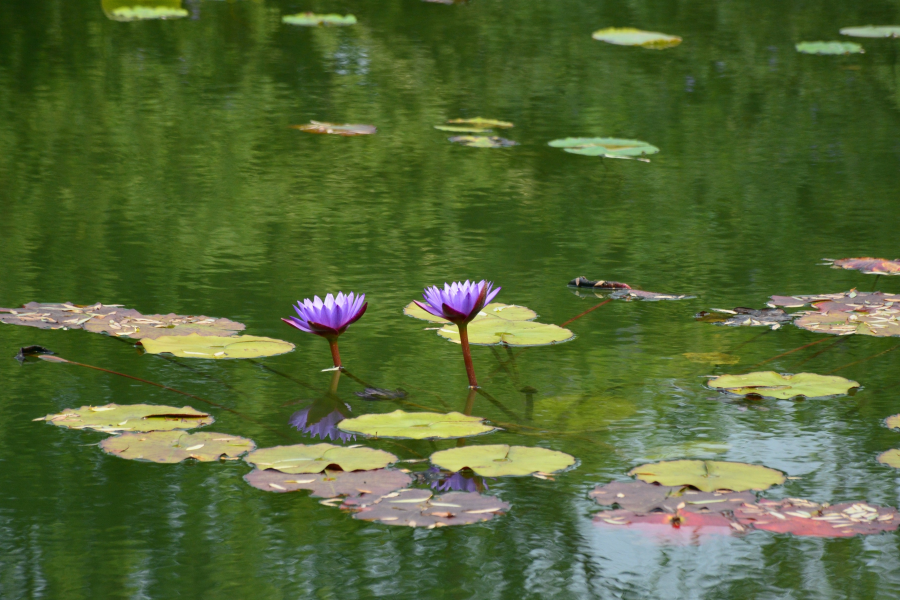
795,307 -> 900,337
825,257 -> 900,275
609,289 -> 693,301
446,117 -> 513,129
840,26 -> 900,38
734,499 -> 899,537
591,27 -> 682,49
85,312 -> 245,339
796,41 -> 864,55
282,13 -> 357,26
769,290 -> 900,310
707,372 -> 860,399
628,460 -> 785,492
682,352 -> 740,365
568,277 -> 632,289
244,468 -> 412,501
434,125 -> 493,133
244,443 -> 397,474
350,489 -> 510,527
448,135 -> 518,148
36,403 -> 213,433
438,317 -> 574,346
877,449 -> 900,468
291,121 -> 376,136
337,410 -> 497,439
0,302 -> 127,331
430,444 -> 576,477
594,509 -> 737,534
695,307 -> 793,329
140,334 -> 295,359
590,480 -> 755,514
102,0 -> 187,21
885,415 -> 900,430
404,301 -> 537,324
548,137 -> 659,160
100,431 -> 254,463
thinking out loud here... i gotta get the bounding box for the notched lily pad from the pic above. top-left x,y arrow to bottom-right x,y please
140,334 -> 295,359
840,26 -> 900,38
877,449 -> 900,469
282,13 -> 357,26
337,410 -> 497,439
244,443 -> 397,474
590,480 -> 756,514
350,489 -> 509,527
594,509 -> 736,533
36,403 -> 213,433
0,302 -> 125,331
824,257 -> 900,275
707,372 -> 860,399
100,431 -> 254,463
591,27 -> 682,49
549,137 -> 659,160
796,41 -> 864,55
404,302 -> 537,324
884,414 -> 900,430
628,460 -> 785,492
430,444 -> 576,477
244,468 -> 412,502
438,317 -> 574,346
682,352 -> 740,365
446,117 -> 513,129
291,121 -> 376,136
734,499 -> 898,537
448,136 -> 518,148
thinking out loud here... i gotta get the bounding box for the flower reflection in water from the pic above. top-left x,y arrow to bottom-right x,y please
424,466 -> 489,493
289,395 -> 356,443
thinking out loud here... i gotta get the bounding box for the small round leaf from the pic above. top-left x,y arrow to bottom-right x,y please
628,460 -> 785,492
591,27 -> 682,49
101,431 -> 255,463
430,444 -> 576,477
37,403 -> 213,433
707,371 -> 860,399
140,334 -> 295,359
244,443 -> 397,474
796,41 -> 864,55
337,410 -> 497,439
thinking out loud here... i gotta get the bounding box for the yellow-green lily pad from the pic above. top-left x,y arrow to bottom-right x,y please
438,317 -> 574,346
404,302 -> 537,324
244,443 -> 397,474
707,371 -> 860,399
591,27 -> 682,49
102,0 -> 187,21
446,117 -> 513,129
628,460 -> 785,492
877,449 -> 900,469
886,415 -> 900,430
282,13 -> 357,26
337,410 -> 497,439
430,444 -> 576,477
548,137 -> 660,159
36,403 -> 213,433
140,334 -> 295,359
100,431 -> 255,463
796,41 -> 864,55
840,26 -> 900,38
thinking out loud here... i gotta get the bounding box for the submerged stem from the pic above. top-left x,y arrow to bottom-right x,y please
328,338 -> 342,368
458,323 -> 478,388
328,368 -> 342,395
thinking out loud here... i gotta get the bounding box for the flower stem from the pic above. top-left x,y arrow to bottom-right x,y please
328,339 -> 342,368
328,368 -> 342,395
458,324 -> 478,388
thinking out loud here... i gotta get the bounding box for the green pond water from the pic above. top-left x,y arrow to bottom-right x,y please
2,0 -> 900,597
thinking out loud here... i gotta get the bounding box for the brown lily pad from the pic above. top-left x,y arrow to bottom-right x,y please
349,489 -> 509,527
0,302 -> 129,331
734,498 -> 899,537
100,431 -> 255,463
768,290 -> 900,309
795,306 -> 900,337
84,312 -> 244,339
244,468 -> 412,502
36,403 -> 213,433
589,480 -> 755,514
695,307 -> 793,329
290,121 -> 376,136
824,257 -> 900,275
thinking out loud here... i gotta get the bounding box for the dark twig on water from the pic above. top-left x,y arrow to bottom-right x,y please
750,337 -> 831,369
560,299 -> 612,328
827,343 -> 900,374
790,337 -> 848,370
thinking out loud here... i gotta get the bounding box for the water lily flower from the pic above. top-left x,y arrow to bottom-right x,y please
414,280 -> 500,387
283,292 -> 367,368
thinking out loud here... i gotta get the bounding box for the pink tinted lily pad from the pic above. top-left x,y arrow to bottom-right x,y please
244,468 -> 412,502
825,257 -> 900,275
589,480 -> 755,514
594,509 -> 738,535
734,499 -> 899,537
291,121 -> 376,136
350,489 -> 509,527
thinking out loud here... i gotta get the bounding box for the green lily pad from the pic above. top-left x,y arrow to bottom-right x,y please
337,410 -> 497,439
100,431 -> 255,463
140,334 -> 295,359
430,444 -> 576,477
282,13 -> 357,26
446,117 -> 513,129
244,443 -> 397,474
707,371 -> 860,399
36,403 -> 213,433
403,302 -> 537,324
548,138 -> 659,160
434,125 -> 494,133
448,136 -> 518,148
438,317 -> 575,346
796,41 -> 864,55
102,0 -> 187,21
840,26 -> 900,38
877,449 -> 900,468
628,460 -> 785,492
591,27 -> 682,49
533,394 -> 636,432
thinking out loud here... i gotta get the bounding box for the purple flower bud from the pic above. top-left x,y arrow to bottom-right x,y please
283,292 -> 367,339
414,280 -> 500,325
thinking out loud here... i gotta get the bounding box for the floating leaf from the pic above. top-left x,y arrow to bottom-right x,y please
682,352 -> 740,365
100,431 -> 254,463
769,290 -> 900,310
244,468 -> 412,501
448,135 -> 518,148
628,460 -> 785,492
337,410 -> 497,439
85,312 -> 244,339
885,415 -> 900,430
434,125 -> 493,133
282,13 -> 357,26
734,499 -> 898,537
548,137 -> 659,160
446,117 -> 513,129
102,0 -> 187,21
839,26 -> 900,38
594,509 -> 736,534
695,307 -> 793,330
140,334 -> 294,359
36,403 -> 212,433
877,449 -> 900,468
568,277 -> 632,289
590,480 -> 755,514
291,121 -> 376,136
796,41 -> 864,55
825,257 -> 900,275
350,489 -> 509,527
438,318 -> 574,346
609,289 -> 693,301
591,27 -> 682,49
795,308 -> 900,337
244,443 -> 397,474
533,393 -> 636,433
708,371 -> 860,399
0,302 -> 125,331
404,301 -> 536,324
430,444 -> 576,477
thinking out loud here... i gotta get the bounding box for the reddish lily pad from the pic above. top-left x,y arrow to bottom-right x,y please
768,290 -> 900,309
36,403 -> 213,433
291,121 -> 376,136
589,480 -> 755,514
100,431 -> 255,463
243,468 -> 412,502
734,499 -> 899,537
350,489 -> 509,527
594,509 -> 738,534
825,257 -> 900,275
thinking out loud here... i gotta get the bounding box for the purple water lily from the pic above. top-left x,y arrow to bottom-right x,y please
289,405 -> 355,443
425,467 -> 489,493
415,280 -> 500,388
283,292 -> 367,368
